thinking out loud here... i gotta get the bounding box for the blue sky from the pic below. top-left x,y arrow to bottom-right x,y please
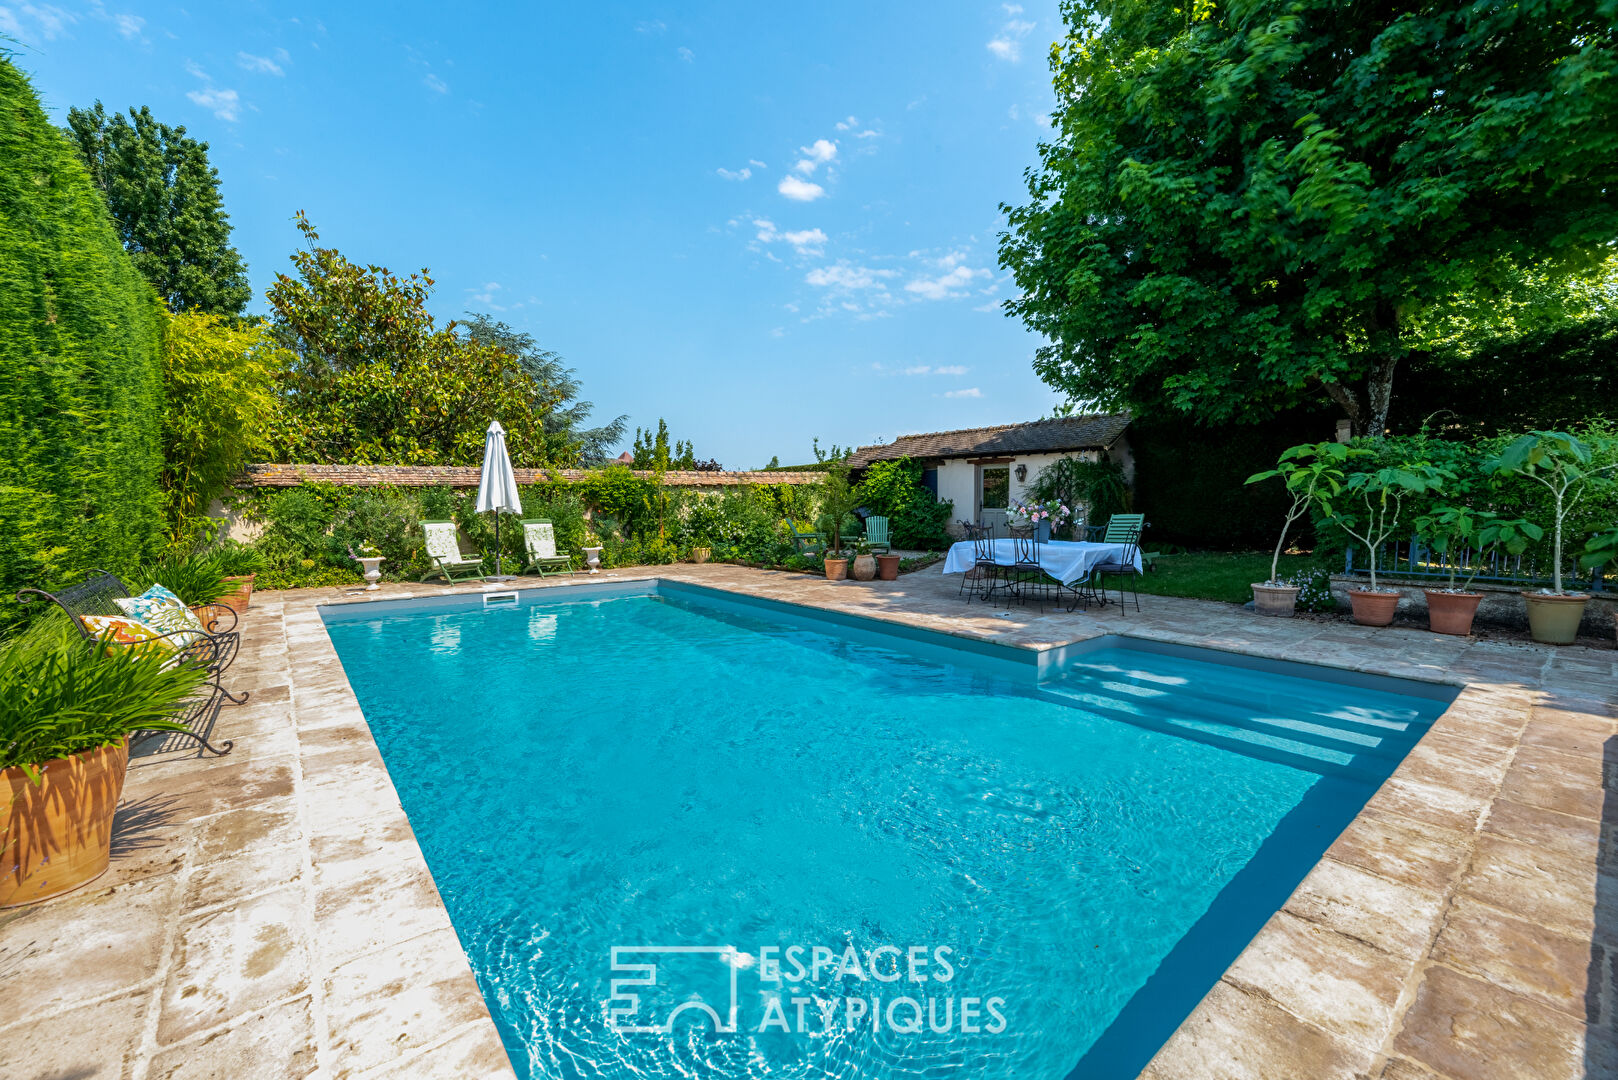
7,1 -> 1066,467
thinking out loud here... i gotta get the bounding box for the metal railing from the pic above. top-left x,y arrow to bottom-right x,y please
1343,537 -> 1611,592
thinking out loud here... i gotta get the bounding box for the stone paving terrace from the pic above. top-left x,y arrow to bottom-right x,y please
1,564 -> 1614,1079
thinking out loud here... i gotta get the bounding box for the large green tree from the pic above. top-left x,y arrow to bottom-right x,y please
459,314 -> 627,465
266,213 -> 563,466
1001,0 -> 1618,436
65,102 -> 251,316
0,60 -> 167,627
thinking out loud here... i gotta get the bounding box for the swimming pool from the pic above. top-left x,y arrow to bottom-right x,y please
322,581 -> 1453,1080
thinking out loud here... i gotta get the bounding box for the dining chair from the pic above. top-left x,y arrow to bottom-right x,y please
1009,531 -> 1049,612
1092,523 -> 1146,614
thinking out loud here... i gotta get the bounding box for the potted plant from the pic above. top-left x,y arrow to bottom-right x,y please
1484,430 -> 1618,644
850,539 -> 877,581
1246,442 -> 1360,616
1326,462 -> 1451,626
1413,507 -> 1542,636
815,452 -> 861,582
690,546 -> 712,565
208,542 -> 264,613
1,626 -> 202,906
876,551 -> 902,580
1580,525 -> 1618,641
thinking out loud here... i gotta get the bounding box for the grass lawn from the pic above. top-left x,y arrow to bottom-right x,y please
1131,551 -> 1321,604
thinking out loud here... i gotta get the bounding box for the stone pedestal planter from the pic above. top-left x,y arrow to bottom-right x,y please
1251,583 -> 1299,617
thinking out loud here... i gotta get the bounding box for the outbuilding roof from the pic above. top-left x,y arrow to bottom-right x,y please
846,413 -> 1131,468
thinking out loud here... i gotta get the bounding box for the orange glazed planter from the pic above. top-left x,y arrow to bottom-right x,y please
219,574 -> 256,614
1,740 -> 129,908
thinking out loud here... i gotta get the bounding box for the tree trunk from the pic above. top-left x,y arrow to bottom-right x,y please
1367,355 -> 1399,439
1321,379 -> 1364,435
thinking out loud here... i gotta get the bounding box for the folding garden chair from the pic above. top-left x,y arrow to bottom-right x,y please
420,521 -> 486,583
521,519 -> 576,577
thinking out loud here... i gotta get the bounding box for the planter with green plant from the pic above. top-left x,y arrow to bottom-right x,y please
1413,507 -> 1542,636
209,542 -> 265,613
1327,462 -> 1451,626
1580,525 -> 1618,641
1484,431 -> 1618,644
815,452 -> 861,582
850,539 -> 877,581
353,543 -> 385,591
2,626 -> 204,906
1245,442 -> 1360,617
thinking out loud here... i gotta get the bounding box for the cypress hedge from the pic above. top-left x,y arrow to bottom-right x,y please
0,58 -> 167,631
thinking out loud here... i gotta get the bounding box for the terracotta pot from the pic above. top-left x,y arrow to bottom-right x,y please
691,547 -> 712,565
219,574 -> 255,614
851,554 -> 877,581
1424,590 -> 1483,636
2,740 -> 129,907
823,558 -> 849,582
1348,589 -> 1401,627
876,554 -> 901,581
1522,591 -> 1589,646
1251,583 -> 1299,617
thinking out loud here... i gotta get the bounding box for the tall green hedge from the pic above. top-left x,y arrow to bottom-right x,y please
0,59 -> 167,630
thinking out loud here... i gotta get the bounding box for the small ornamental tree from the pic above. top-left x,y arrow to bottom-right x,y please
1484,431 -> 1618,594
1413,507 -> 1543,592
1247,442 -> 1365,585
1328,464 -> 1452,592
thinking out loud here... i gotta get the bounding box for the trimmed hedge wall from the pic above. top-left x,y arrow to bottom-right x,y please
0,59 -> 167,629
1130,407 -> 1339,551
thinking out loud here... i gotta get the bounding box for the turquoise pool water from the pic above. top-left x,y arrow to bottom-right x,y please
323,584 -> 1450,1080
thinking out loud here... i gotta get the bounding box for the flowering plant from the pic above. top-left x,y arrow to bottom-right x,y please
1009,499 -> 1071,525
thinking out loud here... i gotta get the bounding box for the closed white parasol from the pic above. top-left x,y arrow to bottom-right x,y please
476,420 -> 523,582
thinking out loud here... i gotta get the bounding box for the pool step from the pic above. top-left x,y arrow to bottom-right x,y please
1036,667 -> 1427,779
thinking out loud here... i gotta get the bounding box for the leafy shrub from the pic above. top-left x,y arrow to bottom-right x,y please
126,551 -> 233,606
0,623 -> 203,774
853,458 -> 954,548
578,466 -> 658,535
329,489 -> 425,576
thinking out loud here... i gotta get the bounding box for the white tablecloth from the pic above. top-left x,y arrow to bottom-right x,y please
941,539 -> 1141,586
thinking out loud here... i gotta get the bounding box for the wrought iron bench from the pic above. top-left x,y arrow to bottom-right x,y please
16,570 -> 248,755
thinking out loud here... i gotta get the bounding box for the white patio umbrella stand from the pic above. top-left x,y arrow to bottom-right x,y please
476,420 -> 523,585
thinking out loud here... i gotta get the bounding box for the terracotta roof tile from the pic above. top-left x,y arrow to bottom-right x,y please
846,413 -> 1131,468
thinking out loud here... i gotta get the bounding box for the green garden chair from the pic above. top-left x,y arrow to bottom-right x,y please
1101,513 -> 1157,570
864,515 -> 891,554
420,521 -> 485,583
521,519 -> 576,577
787,518 -> 823,554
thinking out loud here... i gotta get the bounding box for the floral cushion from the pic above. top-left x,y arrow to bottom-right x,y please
114,585 -> 206,647
81,614 -> 175,655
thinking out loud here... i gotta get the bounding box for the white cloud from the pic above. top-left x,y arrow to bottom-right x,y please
635,19 -> 666,33
855,128 -> 881,139
793,138 -> 837,175
423,73 -> 448,93
755,219 -> 828,254
468,282 -> 505,310
778,175 -> 826,202
987,18 -> 1035,62
677,45 -> 694,62
903,365 -> 931,375
112,13 -> 143,38
1,3 -> 76,40
935,364 -> 968,375
237,51 -> 284,75
749,159 -> 767,168
1003,2 -> 1024,12
944,387 -> 983,399
905,265 -> 991,300
716,166 -> 752,181
805,263 -> 895,290
186,86 -> 241,122
834,116 -> 859,131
